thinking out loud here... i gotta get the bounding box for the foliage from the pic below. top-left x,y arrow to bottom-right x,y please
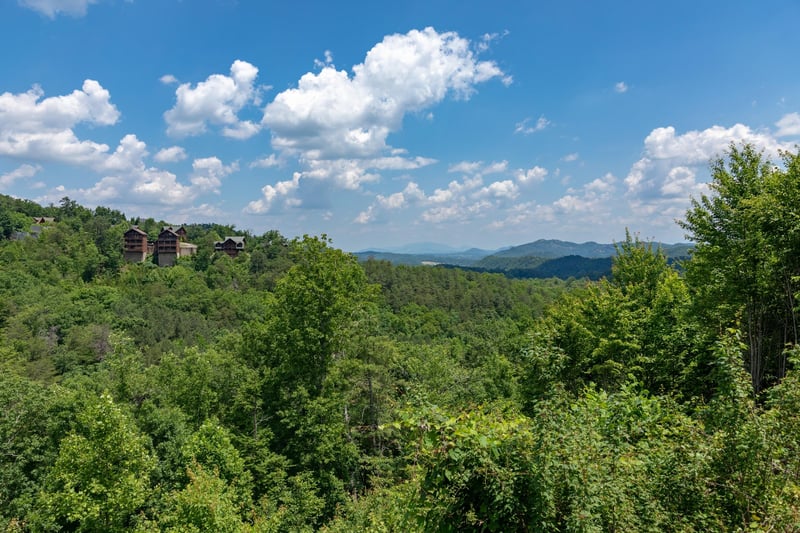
1,163 -> 800,533
32,393 -> 155,532
680,144 -> 800,393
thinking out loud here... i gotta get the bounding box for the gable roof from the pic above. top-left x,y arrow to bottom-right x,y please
125,226 -> 147,236
214,236 -> 246,249
158,228 -> 179,238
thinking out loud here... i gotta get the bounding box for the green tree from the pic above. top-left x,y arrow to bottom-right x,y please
680,143 -> 800,392
158,462 -> 247,533
0,373 -> 53,525
33,393 -> 154,532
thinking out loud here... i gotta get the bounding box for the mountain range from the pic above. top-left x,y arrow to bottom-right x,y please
354,239 -> 693,279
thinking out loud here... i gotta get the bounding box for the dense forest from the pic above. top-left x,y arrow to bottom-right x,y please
2,144 -> 800,531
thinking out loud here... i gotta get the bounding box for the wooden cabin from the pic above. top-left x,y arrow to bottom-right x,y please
156,228 -> 180,266
123,226 -> 148,262
214,236 -> 246,258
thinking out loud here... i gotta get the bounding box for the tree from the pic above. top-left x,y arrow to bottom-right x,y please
0,373 -> 52,524
240,235 -> 381,516
246,235 -> 380,396
33,393 -> 154,532
680,143 -> 800,393
521,232 -> 691,398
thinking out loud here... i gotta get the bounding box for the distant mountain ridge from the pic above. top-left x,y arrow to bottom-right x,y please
489,239 -> 692,259
356,239 -> 691,262
357,242 -> 501,256
354,238 -> 692,279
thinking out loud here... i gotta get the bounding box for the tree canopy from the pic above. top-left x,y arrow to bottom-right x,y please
3,146 -> 800,531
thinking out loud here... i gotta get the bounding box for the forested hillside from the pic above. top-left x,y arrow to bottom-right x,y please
2,144 -> 800,531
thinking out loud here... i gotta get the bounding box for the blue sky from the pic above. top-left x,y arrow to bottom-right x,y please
1,0 -> 799,251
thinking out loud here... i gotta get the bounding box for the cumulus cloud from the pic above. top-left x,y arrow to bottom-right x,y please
477,179 -> 518,200
73,134 -> 238,206
356,166 -> 524,226
491,172 -> 618,230
515,165 -> 548,184
0,79 -> 228,208
250,28 -> 509,215
448,161 -> 483,174
354,181 -> 426,224
614,81 -> 628,93
154,146 -> 187,163
80,165 -> 196,205
448,160 -> 507,176
0,163 -> 41,190
250,154 -> 280,168
263,27 -> 506,159
189,157 -> 238,193
159,74 -> 179,85
553,172 -> 616,214
101,133 -> 148,172
776,112 -> 800,137
514,116 -> 549,135
624,123 -> 791,221
19,0 -> 98,18
0,80 -> 119,165
245,173 -> 302,214
164,60 -> 261,139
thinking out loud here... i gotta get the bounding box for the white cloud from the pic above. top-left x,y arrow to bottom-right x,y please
554,172 -> 616,214
515,165 -> 547,184
260,27 -> 505,175
246,156 -> 435,214
637,124 -> 782,164
562,152 -> 579,162
0,163 -> 41,190
514,116 -> 549,135
485,172 -> 620,232
160,74 -> 179,85
776,112 -> 800,137
164,60 -> 261,139
244,173 -> 302,214
101,133 -> 148,172
422,199 -> 492,224
624,123 -> 791,220
364,155 -> 437,170
476,30 -> 509,52
154,146 -> 187,163
189,157 -> 238,194
429,176 -> 482,204
19,0 -> 97,18
483,161 -> 508,175
263,27 -> 506,159
614,81 -> 628,93
354,206 -> 376,224
251,27 -> 508,217
448,160 -> 507,176
79,165 -> 195,205
0,80 -> 119,131
585,172 -> 616,194
448,161 -> 483,174
0,79 -> 225,209
250,154 -> 280,168
0,80 -> 119,165
477,179 -> 518,200
356,173 -> 502,226
314,50 -> 334,69
356,181 -> 427,223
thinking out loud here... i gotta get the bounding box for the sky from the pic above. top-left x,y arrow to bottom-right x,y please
1,0 -> 800,251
